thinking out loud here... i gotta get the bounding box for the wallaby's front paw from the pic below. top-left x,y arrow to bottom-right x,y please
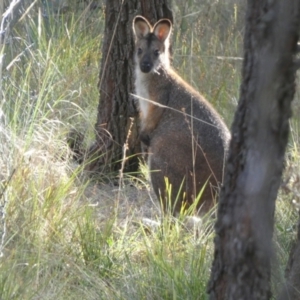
139,131 -> 151,146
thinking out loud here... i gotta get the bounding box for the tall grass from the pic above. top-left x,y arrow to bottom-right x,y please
0,1 -> 298,299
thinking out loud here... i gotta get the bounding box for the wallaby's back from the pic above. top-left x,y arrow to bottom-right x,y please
132,16 -> 230,214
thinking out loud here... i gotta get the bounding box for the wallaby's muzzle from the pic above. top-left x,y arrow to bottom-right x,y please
140,60 -> 153,73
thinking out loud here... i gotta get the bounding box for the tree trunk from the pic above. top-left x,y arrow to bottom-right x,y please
86,0 -> 173,174
207,0 -> 300,299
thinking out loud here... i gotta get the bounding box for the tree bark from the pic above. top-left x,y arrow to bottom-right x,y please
208,0 -> 300,299
86,0 -> 173,174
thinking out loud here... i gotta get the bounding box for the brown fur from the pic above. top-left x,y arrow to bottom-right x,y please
133,16 -> 230,214
140,100 -> 163,141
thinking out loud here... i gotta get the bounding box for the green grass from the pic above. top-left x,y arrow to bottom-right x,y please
0,1 -> 299,299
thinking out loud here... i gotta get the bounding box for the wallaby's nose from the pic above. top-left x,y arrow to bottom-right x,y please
140,61 -> 152,73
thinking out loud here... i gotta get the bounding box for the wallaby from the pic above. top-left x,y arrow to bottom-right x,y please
132,16 -> 230,214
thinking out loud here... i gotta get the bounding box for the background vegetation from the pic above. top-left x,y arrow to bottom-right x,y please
0,0 -> 298,299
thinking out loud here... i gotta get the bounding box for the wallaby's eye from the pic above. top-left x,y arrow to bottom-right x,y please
137,48 -> 142,55
154,49 -> 160,56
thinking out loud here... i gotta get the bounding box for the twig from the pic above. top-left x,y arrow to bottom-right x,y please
118,118 -> 134,198
130,93 -> 221,129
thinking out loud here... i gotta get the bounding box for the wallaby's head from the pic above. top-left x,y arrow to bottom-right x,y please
133,16 -> 172,73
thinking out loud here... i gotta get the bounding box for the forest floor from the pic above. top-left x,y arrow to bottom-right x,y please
83,179 -> 161,228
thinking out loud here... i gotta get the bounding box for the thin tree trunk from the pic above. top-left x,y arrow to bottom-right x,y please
86,0 -> 172,174
208,0 -> 300,299
0,1 -> 37,103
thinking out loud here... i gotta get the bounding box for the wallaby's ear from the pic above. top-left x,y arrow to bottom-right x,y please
133,16 -> 152,39
153,19 -> 172,43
